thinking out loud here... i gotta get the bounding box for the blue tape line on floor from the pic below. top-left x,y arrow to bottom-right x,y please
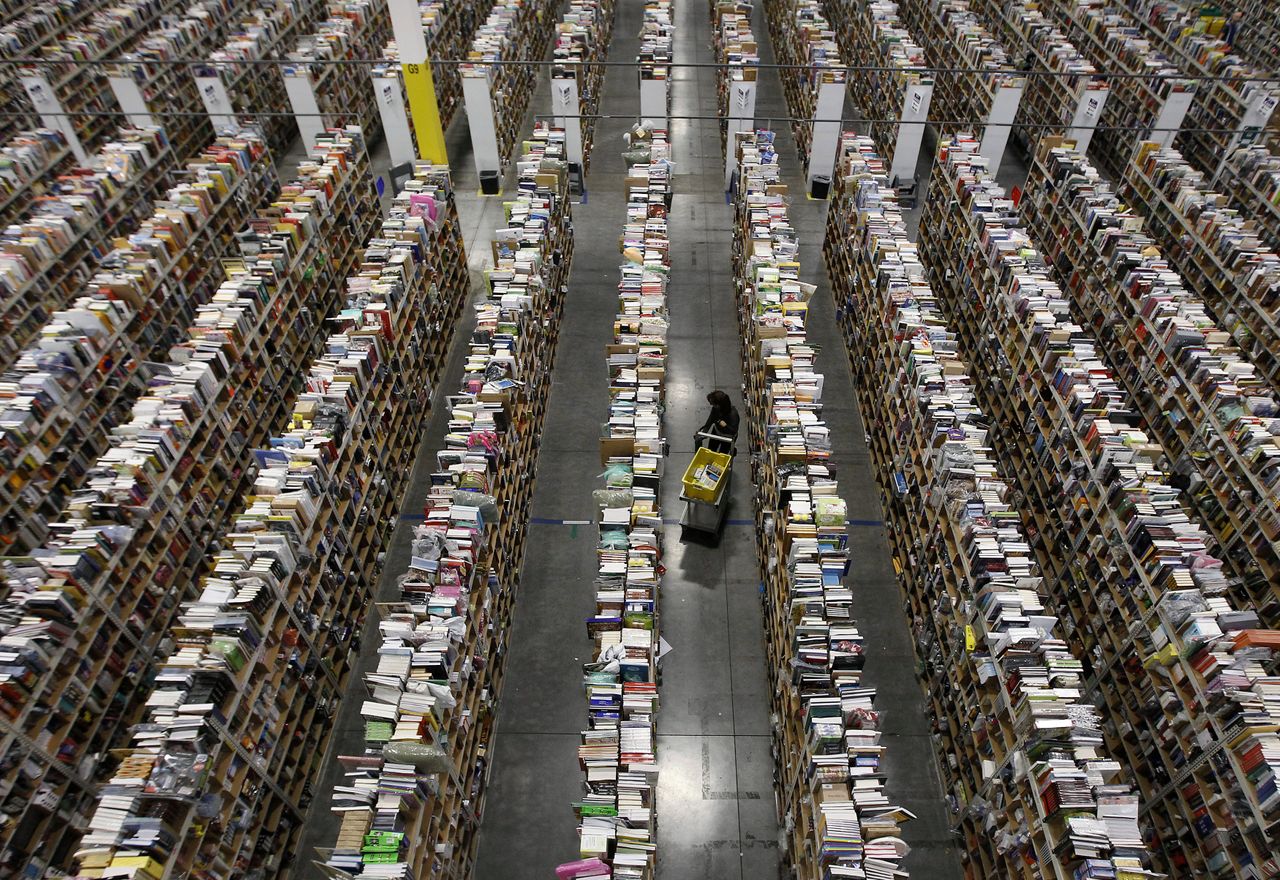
404,514 -> 883,527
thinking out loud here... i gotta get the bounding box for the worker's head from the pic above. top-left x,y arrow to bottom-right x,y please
707,390 -> 731,410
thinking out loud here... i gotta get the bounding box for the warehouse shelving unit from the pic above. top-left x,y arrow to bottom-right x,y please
1220,145 -> 1280,254
918,133 -> 1280,879
1015,0 -> 1196,183
712,1 -> 756,162
0,126 -> 295,877
1,0 -> 115,142
969,0 -> 1110,154
636,0 -> 672,125
1227,0 -> 1278,73
311,128 -> 573,879
376,0 -> 493,148
103,0 -> 258,163
826,132 -> 1158,880
0,126 -> 175,375
898,0 -> 1024,174
462,0 -> 562,179
0,128 -> 274,553
829,0 -> 933,185
1113,0 -> 1279,190
20,0 -> 203,157
735,130 -> 914,880
760,0 -> 843,180
195,0 -> 315,154
0,129 -> 76,230
550,0 -> 616,177
1028,136 -> 1280,618
569,125 -> 670,879
281,0 -> 391,150
1119,142 -> 1280,403
59,127 -> 409,880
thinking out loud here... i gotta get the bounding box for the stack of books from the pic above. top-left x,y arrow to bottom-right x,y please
0,126 -> 271,555
732,130 -> 913,880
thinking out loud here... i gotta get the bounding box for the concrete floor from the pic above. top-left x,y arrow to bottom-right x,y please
289,0 -> 1044,876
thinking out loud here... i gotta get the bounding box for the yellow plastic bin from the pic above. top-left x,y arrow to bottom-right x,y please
682,447 -> 731,503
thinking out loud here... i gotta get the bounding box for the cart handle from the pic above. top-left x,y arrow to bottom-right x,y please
695,430 -> 735,443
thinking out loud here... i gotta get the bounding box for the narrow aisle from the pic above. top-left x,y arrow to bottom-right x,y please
472,1 -> 642,874
653,0 -> 780,876
474,1 -> 781,877
750,4 -> 965,877
296,66 -> 558,875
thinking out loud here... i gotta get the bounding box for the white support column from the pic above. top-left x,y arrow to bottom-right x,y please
639,78 -> 668,127
20,74 -> 86,162
463,72 -> 502,182
724,79 -> 757,188
807,79 -> 845,195
196,72 -> 239,130
373,71 -> 416,167
1067,86 -> 1109,153
552,72 -> 584,170
890,82 -> 932,184
1212,89 -> 1278,187
283,66 -> 326,152
1151,90 -> 1194,149
108,74 -> 155,128
979,83 -> 1022,175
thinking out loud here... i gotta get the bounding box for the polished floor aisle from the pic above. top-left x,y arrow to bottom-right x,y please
299,0 -> 975,876
473,0 -> 783,876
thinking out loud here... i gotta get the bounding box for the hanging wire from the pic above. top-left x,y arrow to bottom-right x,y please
0,106 -> 1266,136
1,55 -> 1279,85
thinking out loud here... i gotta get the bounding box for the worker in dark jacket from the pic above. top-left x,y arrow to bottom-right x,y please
697,390 -> 740,454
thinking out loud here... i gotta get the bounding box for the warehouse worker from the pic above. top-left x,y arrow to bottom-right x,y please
697,390 -> 740,455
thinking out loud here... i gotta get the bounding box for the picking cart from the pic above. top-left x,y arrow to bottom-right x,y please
678,433 -> 734,538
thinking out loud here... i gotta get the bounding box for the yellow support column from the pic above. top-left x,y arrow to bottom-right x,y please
402,61 -> 448,165
390,0 -> 448,166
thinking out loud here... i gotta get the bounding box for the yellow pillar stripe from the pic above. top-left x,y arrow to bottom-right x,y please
402,61 -> 448,166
